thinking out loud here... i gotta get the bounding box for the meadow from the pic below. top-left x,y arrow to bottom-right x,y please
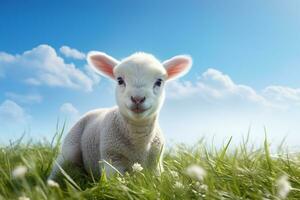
0,127 -> 299,200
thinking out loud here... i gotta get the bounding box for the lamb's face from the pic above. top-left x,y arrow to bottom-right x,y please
114,55 -> 167,121
87,52 -> 192,122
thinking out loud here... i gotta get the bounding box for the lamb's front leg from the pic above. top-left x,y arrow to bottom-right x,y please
48,120 -> 84,180
48,154 -> 66,180
146,138 -> 165,175
101,152 -> 128,177
48,145 -> 82,181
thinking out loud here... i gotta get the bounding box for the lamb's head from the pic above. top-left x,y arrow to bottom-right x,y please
87,52 -> 192,122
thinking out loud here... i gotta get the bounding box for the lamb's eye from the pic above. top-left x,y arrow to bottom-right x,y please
154,79 -> 163,87
117,77 -> 125,86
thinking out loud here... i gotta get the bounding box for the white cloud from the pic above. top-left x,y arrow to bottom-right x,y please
0,100 -> 30,124
166,68 -> 300,108
24,78 -> 41,86
201,68 -> 235,90
59,46 -> 85,60
60,103 -> 80,121
199,69 -> 264,103
162,68 -> 300,148
263,86 -> 300,107
5,92 -> 43,104
0,44 -> 98,92
0,52 -> 14,77
165,80 -> 199,99
0,52 -> 15,63
84,64 -> 101,85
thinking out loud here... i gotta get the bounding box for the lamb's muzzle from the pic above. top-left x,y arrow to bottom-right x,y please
131,96 -> 146,105
49,52 -> 192,180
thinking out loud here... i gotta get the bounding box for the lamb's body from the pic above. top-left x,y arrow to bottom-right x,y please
49,107 -> 164,179
49,51 -> 191,180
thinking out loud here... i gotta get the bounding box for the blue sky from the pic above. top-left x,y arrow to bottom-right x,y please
0,0 -> 300,148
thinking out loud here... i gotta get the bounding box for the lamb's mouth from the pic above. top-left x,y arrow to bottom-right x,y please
129,106 -> 150,114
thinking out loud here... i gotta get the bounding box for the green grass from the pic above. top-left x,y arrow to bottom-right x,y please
0,131 -> 300,200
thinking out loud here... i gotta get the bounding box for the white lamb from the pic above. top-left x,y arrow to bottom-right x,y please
49,51 -> 192,179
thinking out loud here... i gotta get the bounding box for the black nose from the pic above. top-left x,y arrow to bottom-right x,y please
131,96 -> 146,105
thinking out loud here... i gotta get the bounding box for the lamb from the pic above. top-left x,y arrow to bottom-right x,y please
49,51 -> 192,180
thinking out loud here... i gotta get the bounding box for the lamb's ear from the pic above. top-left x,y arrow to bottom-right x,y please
163,55 -> 192,81
87,51 -> 119,79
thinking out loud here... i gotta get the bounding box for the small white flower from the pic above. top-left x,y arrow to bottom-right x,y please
262,192 -> 272,200
18,196 -> 30,200
276,175 -> 291,199
132,163 -> 143,172
170,170 -> 179,178
174,181 -> 184,189
116,176 -> 125,183
195,181 -> 208,191
185,164 -> 206,181
47,179 -> 60,188
12,165 -> 28,179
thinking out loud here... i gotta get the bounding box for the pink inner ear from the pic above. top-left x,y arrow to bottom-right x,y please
166,59 -> 190,80
90,55 -> 115,79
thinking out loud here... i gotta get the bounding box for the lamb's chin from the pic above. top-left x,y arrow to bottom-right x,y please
129,110 -> 148,119
122,108 -> 153,122
130,106 -> 151,114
